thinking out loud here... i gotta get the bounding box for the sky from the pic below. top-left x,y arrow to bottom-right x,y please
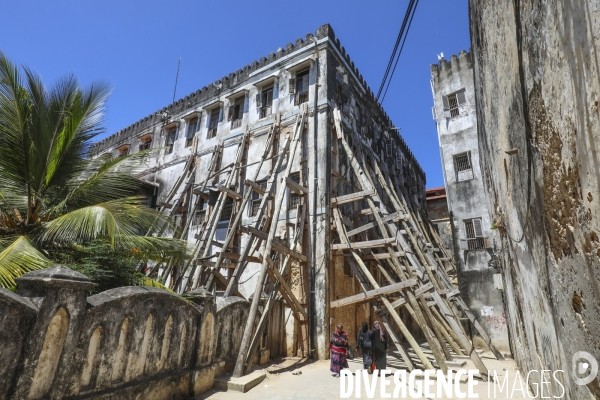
1,0 -> 470,188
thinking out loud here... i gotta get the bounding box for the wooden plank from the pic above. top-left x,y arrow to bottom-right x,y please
331,237 -> 395,250
244,179 -> 266,195
218,186 -> 242,200
330,278 -> 418,308
361,250 -> 405,260
212,240 -> 224,248
211,268 -> 243,298
414,282 -> 434,297
268,260 -> 308,320
345,212 -> 402,237
331,189 -> 374,206
285,177 -> 308,195
158,202 -> 173,209
239,225 -> 308,262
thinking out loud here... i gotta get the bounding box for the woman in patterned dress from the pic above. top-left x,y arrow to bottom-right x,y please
329,323 -> 349,377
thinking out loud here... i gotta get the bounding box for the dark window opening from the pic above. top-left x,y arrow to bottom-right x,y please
166,127 -> 177,155
288,173 -> 301,211
139,136 -> 152,151
220,196 -> 234,222
258,87 -> 273,119
194,198 -> 208,225
294,69 -> 309,105
208,108 -> 220,138
229,97 -> 245,129
186,117 -> 199,147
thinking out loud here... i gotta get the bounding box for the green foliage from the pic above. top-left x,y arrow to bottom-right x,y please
0,52 -> 189,289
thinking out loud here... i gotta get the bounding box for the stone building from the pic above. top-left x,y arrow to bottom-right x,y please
470,1 -> 600,397
430,52 -> 509,352
89,24 -> 426,361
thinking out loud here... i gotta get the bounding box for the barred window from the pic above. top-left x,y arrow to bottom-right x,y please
288,173 -> 301,211
219,196 -> 234,222
194,198 -> 208,225
453,152 -> 473,182
464,218 -> 485,250
249,180 -> 266,217
293,69 -> 309,105
442,89 -> 467,118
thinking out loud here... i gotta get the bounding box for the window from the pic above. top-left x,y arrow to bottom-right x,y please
219,196 -> 234,221
118,145 -> 130,157
385,142 -> 392,158
453,152 -> 473,181
207,108 -> 220,138
185,117 -> 199,147
249,180 -> 266,217
464,218 -> 485,250
139,135 -> 152,151
288,173 -> 302,210
442,89 -> 467,118
257,87 -> 273,118
290,69 -> 309,105
194,198 -> 208,225
166,127 -> 177,155
228,97 -> 245,129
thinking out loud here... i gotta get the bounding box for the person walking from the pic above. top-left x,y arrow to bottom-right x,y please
329,323 -> 349,377
356,321 -> 373,371
371,320 -> 388,370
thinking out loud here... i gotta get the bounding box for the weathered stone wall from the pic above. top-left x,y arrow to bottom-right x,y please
0,266 -> 250,400
470,0 -> 600,397
431,52 -> 509,351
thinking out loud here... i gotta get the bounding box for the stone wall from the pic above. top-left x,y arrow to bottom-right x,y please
469,0 -> 600,397
0,266 -> 250,400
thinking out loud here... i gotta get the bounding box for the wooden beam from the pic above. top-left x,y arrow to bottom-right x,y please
346,212 -> 403,237
218,186 -> 242,200
331,237 -> 395,250
330,278 -> 418,308
360,251 -> 405,260
331,190 -> 374,206
211,268 -> 243,298
267,260 -> 308,320
244,179 -> 266,195
285,177 -> 308,195
239,225 -> 307,262
414,282 -> 434,297
158,202 -> 173,209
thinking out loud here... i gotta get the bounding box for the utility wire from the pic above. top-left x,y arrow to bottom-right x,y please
376,0 -> 419,103
380,0 -> 419,103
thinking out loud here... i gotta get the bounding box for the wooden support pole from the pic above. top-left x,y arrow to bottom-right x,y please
330,279 -> 418,308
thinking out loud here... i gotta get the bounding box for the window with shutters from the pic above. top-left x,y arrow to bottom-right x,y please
385,143 -> 392,157
207,108 -> 220,138
257,87 -> 273,119
118,145 -> 130,157
288,173 -> 302,210
139,135 -> 152,151
166,127 -> 177,154
219,196 -> 234,221
464,218 -> 485,250
228,97 -> 245,129
453,151 -> 473,182
194,198 -> 208,225
291,69 -> 309,105
185,117 -> 199,147
442,89 -> 467,119
249,180 -> 266,217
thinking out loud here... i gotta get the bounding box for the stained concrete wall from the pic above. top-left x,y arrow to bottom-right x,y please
431,52 -> 509,351
0,266 -> 250,400
469,0 -> 600,397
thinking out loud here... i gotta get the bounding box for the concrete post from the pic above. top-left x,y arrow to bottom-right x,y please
13,266 -> 95,400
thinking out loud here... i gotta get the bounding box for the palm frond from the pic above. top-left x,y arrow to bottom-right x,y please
138,276 -> 176,294
0,236 -> 51,288
39,197 -> 185,258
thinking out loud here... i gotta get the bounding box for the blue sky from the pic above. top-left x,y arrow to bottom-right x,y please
1,0 -> 470,188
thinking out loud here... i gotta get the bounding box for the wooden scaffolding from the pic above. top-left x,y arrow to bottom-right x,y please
147,105 -> 502,378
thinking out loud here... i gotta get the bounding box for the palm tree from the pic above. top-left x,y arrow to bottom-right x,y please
0,52 -> 187,289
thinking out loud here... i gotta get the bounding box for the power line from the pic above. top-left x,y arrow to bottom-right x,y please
376,0 -> 419,103
380,0 -> 419,103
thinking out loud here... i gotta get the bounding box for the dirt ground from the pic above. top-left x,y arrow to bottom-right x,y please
197,350 -> 536,400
